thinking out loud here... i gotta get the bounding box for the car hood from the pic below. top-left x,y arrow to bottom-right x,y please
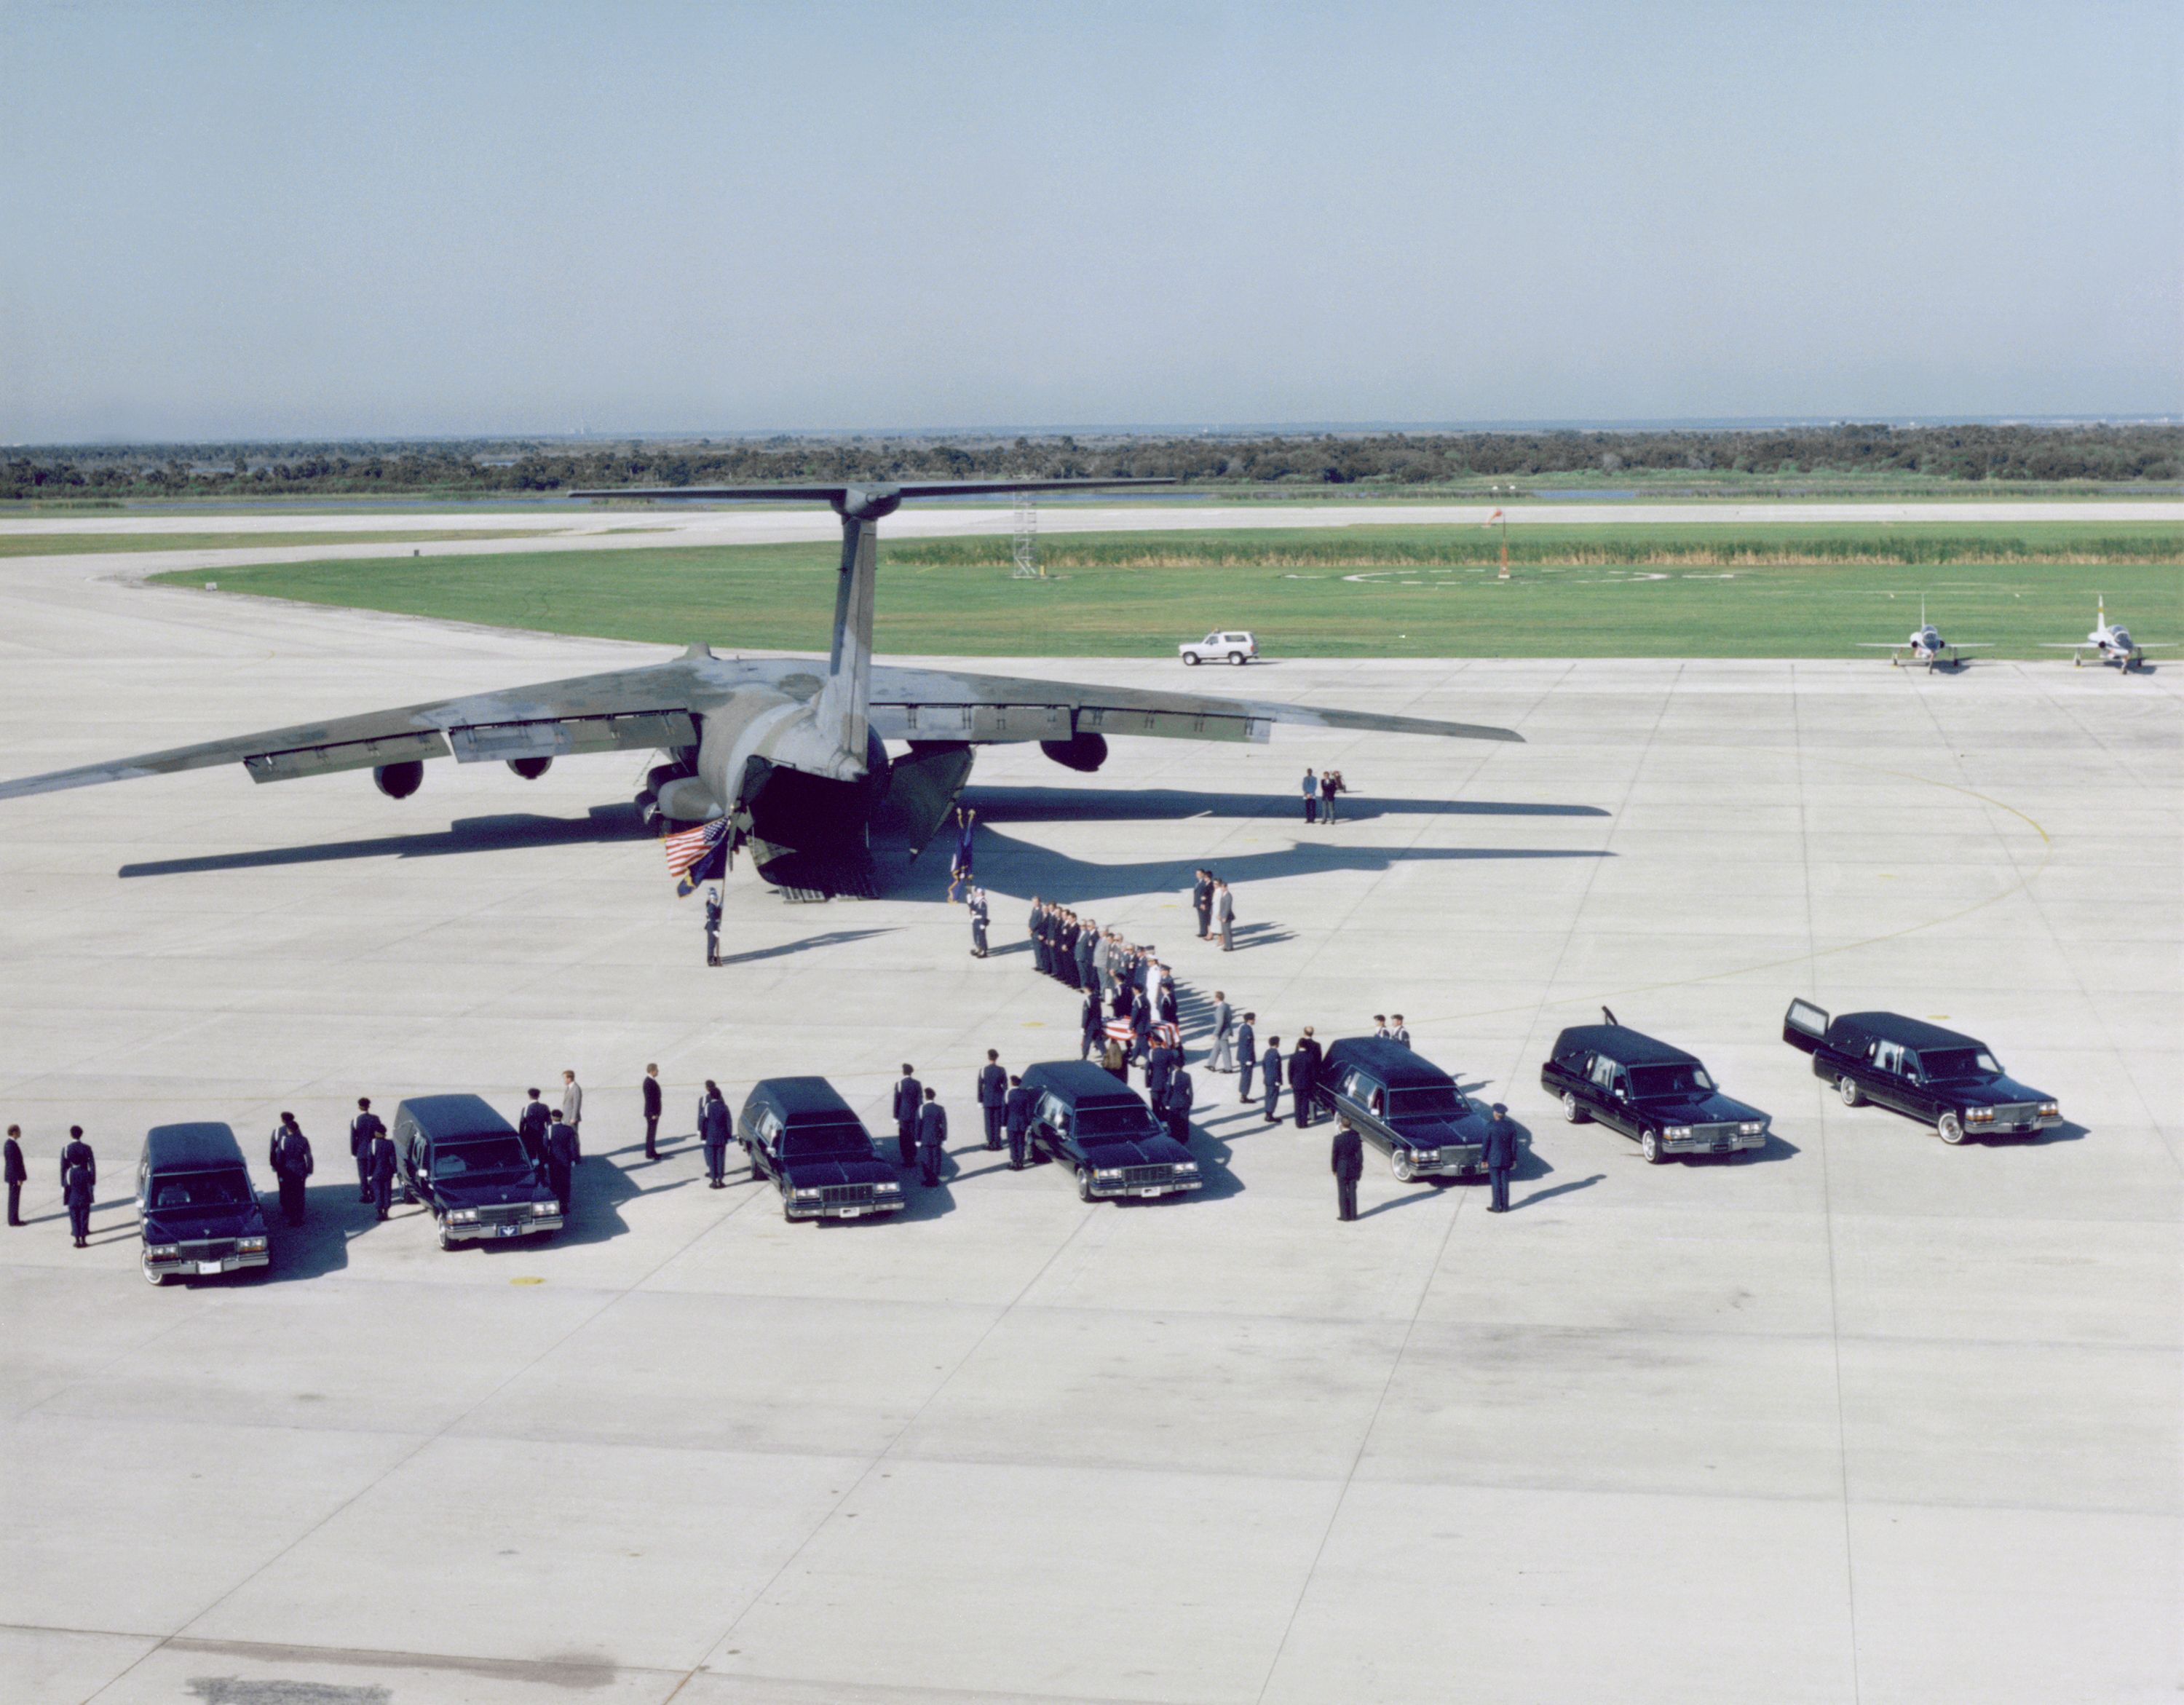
1636,1093 -> 1766,1126
782,1158 -> 897,1188
432,1174 -> 553,1208
143,1207 -> 264,1241
1386,1110 -> 1492,1149
1944,1076 -> 2051,1109
1082,1136 -> 1194,1167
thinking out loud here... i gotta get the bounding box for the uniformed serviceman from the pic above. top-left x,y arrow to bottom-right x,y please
703,886 -> 723,966
60,1126 -> 95,1200
977,1051 -> 1008,1150
891,1065 -> 922,1168
1144,1037 -> 1176,1107
1390,1015 -> 1411,1047
1162,1064 -> 1194,1147
1332,1121 -> 1364,1221
1260,1040 -> 1284,1123
269,1112 -> 313,1227
1481,1103 -> 1518,1212
545,1110 -> 579,1217
1080,990 -> 1106,1061
1235,1013 -> 1258,1101
518,1089 -> 550,1171
641,1064 -> 663,1160
1005,1075 -> 1032,1171
968,887 -> 990,957
365,1123 -> 398,1220
349,1098 -> 385,1202
1290,1028 -> 1322,1128
63,1152 -> 94,1248
917,1088 -> 948,1187
698,1080 -> 731,1188
4,1124 -> 25,1226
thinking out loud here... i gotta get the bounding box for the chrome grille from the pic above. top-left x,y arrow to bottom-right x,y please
1124,1165 -> 1174,1187
180,1238 -> 237,1261
823,1183 -> 876,1206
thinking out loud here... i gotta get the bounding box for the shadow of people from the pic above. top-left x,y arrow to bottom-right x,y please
529,1149 -> 702,1250
1227,920 -> 1297,950
719,927 -> 898,967
890,1149 -> 960,1221
1356,1184 -> 1448,1219
1514,1172 -> 1606,1210
259,1181 -> 384,1281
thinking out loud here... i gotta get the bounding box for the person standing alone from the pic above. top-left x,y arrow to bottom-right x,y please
704,885 -> 723,966
4,1125 -> 25,1227
641,1064 -> 663,1160
1332,1121 -> 1363,1221
1481,1104 -> 1518,1212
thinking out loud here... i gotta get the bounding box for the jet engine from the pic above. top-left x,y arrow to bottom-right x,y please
373,761 -> 424,799
1040,732 -> 1109,773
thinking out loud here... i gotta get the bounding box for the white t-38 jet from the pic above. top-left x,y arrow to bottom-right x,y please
1857,599 -> 1992,672
0,477 -> 1524,901
2038,596 -> 2171,673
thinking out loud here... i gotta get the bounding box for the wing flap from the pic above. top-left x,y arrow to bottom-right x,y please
448,711 -> 699,764
245,730 -> 451,784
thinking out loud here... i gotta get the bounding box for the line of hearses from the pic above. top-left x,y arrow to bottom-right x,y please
131,1000 -> 2063,1281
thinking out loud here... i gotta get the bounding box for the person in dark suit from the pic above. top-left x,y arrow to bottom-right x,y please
978,1051 -> 1008,1150
4,1124 -> 25,1226
1235,1014 -> 1257,1101
917,1088 -> 948,1187
366,1127 -> 398,1219
703,887 -> 723,966
1162,1066 -> 1194,1147
1144,1039 -> 1176,1107
518,1089 -> 550,1171
1289,1032 -> 1320,1128
1192,868 -> 1214,939
1080,990 -> 1106,1060
642,1064 -> 663,1160
1158,976 -> 1179,1027
269,1112 -> 313,1226
349,1099 -> 385,1202
1261,1040 -> 1283,1123
60,1126 -> 95,1195
1005,1075 -> 1032,1171
1073,922 -> 1098,989
64,1155 -> 94,1247
698,1080 -> 731,1187
1027,898 -> 1049,976
892,1065 -> 922,1168
1332,1123 -> 1364,1221
545,1112 -> 580,1217
1481,1104 -> 1519,1212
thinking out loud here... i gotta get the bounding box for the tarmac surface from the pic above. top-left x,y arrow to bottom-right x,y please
0,548 -> 2177,1704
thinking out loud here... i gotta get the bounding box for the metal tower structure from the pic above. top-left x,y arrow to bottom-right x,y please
1010,493 -> 1040,578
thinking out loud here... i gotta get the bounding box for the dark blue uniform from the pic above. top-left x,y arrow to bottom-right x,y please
978,1064 -> 1008,1150
1481,1115 -> 1519,1212
269,1122 -> 313,1226
1332,1127 -> 1363,1221
699,1094 -> 731,1186
1261,1048 -> 1283,1123
4,1135 -> 25,1226
365,1134 -> 397,1219
546,1120 -> 580,1216
1162,1069 -> 1194,1147
63,1161 -> 94,1246
892,1076 -> 922,1167
518,1099 -> 550,1171
349,1111 -> 384,1200
1005,1085 -> 1032,1171
917,1101 -> 949,1187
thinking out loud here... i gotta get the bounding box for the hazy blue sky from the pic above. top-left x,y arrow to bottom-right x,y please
3,0 -> 2177,440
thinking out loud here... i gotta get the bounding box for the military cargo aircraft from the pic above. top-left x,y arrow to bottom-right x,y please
1857,598 -> 1991,671
0,478 -> 1523,898
2038,596 -> 2170,672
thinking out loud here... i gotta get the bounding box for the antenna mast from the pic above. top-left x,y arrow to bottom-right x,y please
1010,492 -> 1041,579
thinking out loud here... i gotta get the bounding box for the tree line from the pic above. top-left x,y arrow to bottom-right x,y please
5,422 -> 2177,502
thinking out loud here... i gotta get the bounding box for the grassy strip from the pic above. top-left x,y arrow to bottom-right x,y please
0,529 -> 558,558
151,525 -> 2184,660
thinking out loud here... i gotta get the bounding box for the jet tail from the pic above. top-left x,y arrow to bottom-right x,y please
815,509 -> 879,773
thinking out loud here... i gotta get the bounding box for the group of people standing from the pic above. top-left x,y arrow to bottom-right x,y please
6,1123 -> 99,1247
1301,767 -> 1348,824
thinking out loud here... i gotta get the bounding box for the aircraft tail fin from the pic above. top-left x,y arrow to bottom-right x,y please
815,512 -> 877,772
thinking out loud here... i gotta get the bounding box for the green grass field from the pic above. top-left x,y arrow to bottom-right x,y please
0,528 -> 556,557
149,521 -> 2182,659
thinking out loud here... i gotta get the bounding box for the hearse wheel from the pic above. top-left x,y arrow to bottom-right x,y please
1390,1149 -> 1415,1183
1640,1129 -> 1664,1165
1075,1166 -> 1094,1203
435,1216 -> 453,1251
1562,1091 -> 1587,1124
142,1259 -> 169,1286
1837,1074 -> 1863,1107
1936,1112 -> 1967,1145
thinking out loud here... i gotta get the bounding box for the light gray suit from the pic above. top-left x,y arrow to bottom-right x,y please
1208,1000 -> 1235,1072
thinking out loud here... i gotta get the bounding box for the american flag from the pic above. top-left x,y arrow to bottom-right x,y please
663,818 -> 729,896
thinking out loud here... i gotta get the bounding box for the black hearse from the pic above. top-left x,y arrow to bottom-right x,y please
1541,1018 -> 1770,1163
737,1077 -> 905,1222
1020,1059 -> 1202,1203
137,1123 -> 272,1285
392,1094 -> 564,1249
1784,1000 -> 2060,1144
1313,1037 -> 1498,1180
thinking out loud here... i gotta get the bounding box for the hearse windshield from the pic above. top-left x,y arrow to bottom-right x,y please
1385,1085 -> 1469,1117
1918,1047 -> 2001,1081
1630,1063 -> 1715,1099
783,1124 -> 868,1159
148,1168 -> 252,1210
1075,1103 -> 1158,1139
434,1136 -> 533,1176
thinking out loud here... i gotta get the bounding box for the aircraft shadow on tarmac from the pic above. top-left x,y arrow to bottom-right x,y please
967,786 -> 1612,827
719,928 -> 898,966
118,803 -> 647,879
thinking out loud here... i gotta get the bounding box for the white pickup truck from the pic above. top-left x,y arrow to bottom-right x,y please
1179,630 -> 1257,666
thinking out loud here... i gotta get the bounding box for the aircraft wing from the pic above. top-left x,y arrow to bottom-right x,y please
0,651 -> 1517,804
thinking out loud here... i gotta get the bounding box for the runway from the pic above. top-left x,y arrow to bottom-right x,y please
0,554 -> 2176,1704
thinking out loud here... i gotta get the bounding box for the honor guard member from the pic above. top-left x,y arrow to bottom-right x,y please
518,1088 -> 551,1171
269,1112 -> 313,1227
1291,1028 -> 1323,1128
978,1051 -> 1008,1150
365,1123 -> 398,1220
641,1064 -> 663,1160
1080,990 -> 1106,1060
1214,879 -> 1235,952
545,1111 -> 580,1217
1208,993 -> 1235,1073
968,887 -> 990,957
1481,1104 -> 1518,1213
349,1098 -> 385,1202
60,1125 -> 95,1198
1144,1037 -> 1177,1107
1332,1122 -> 1364,1222
63,1152 -> 94,1248
917,1088 -> 949,1188
1005,1075 -> 1032,1171
1373,1015 -> 1390,1040
1235,1013 -> 1258,1101
1390,1015 -> 1411,1047
1162,1064 -> 1195,1147
1260,1040 -> 1284,1123
1193,868 -> 1214,938
698,1080 -> 731,1187
4,1124 -> 25,1226
558,1071 -> 584,1161
703,886 -> 723,967
891,1065 -> 922,1168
